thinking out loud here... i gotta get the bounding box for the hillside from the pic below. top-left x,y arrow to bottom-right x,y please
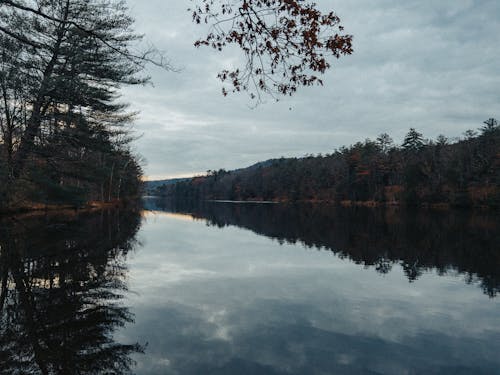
156,121 -> 500,208
144,178 -> 189,195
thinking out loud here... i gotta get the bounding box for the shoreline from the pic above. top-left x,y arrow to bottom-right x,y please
149,196 -> 496,210
0,199 -> 140,217
2,197 -> 495,217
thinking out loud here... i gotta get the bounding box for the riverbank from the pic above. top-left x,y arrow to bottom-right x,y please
147,196 -> 497,211
0,199 -> 140,217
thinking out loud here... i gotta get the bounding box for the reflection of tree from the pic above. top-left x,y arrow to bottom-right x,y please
0,208 -> 143,374
150,200 -> 500,298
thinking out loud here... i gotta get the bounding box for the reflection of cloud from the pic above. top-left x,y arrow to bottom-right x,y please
156,358 -> 171,367
132,262 -> 216,285
126,298 -> 500,375
205,308 -> 231,342
121,211 -> 500,374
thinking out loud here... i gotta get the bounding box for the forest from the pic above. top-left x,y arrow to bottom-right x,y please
156,120 -> 500,208
0,0 -> 145,212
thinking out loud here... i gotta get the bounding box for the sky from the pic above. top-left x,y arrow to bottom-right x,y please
122,0 -> 500,180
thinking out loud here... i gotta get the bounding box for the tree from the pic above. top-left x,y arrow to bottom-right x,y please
463,129 -> 477,140
436,134 -> 448,146
401,128 -> 424,152
376,133 -> 394,153
481,118 -> 499,136
0,0 -> 150,207
11,0 -> 149,175
191,0 -> 352,101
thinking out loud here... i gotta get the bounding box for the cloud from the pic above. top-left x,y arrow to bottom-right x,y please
123,0 -> 500,178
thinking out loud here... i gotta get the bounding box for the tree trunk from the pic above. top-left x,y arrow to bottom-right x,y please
12,0 -> 70,178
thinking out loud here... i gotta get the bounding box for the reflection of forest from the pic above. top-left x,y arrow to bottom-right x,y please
149,199 -> 500,298
0,208 -> 143,373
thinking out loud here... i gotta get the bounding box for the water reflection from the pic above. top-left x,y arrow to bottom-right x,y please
122,199 -> 499,374
0,208 -> 143,373
145,199 -> 500,297
3,201 -> 497,374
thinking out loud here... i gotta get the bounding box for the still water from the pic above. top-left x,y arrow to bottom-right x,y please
0,199 -> 499,374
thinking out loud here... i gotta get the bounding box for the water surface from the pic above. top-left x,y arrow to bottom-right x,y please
125,199 -> 499,374
0,201 -> 499,374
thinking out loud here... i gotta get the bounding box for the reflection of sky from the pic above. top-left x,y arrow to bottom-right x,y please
118,212 -> 500,374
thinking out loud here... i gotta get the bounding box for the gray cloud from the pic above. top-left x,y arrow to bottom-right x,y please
122,0 -> 500,179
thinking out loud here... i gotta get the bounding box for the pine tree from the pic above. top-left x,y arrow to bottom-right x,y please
0,0 -> 147,206
376,133 -> 394,153
481,118 -> 499,136
402,128 -> 424,152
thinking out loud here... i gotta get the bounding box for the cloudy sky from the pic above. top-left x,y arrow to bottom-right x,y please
122,0 -> 499,180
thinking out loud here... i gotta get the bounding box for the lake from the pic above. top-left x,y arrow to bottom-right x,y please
0,199 -> 499,374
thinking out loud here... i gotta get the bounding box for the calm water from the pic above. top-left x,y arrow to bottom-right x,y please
0,199 -> 499,374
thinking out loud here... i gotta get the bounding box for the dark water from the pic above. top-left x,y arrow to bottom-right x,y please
0,200 -> 499,374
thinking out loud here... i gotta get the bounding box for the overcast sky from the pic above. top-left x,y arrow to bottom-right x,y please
122,0 -> 500,180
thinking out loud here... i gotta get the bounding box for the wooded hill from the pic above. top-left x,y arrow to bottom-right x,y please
156,120 -> 500,208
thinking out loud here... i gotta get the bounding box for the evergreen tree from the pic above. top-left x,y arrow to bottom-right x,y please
481,118 -> 499,136
401,128 -> 424,152
376,133 -> 394,153
0,0 -> 147,207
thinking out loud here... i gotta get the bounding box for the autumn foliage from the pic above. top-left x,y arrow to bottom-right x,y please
157,120 -> 500,208
191,0 -> 353,101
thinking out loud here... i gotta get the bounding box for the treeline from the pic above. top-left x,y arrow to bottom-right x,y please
0,1 -> 145,211
158,120 -> 500,208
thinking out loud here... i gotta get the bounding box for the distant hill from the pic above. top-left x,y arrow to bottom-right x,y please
232,159 -> 279,172
144,178 -> 189,195
144,160 -> 279,195
153,121 -> 500,208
